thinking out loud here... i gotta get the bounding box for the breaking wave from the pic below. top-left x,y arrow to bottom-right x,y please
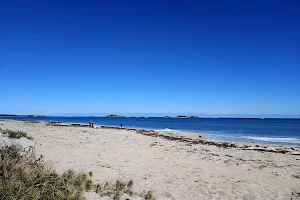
242,136 -> 300,144
155,128 -> 177,132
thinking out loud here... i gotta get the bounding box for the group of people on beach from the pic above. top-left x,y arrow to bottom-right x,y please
49,120 -> 59,125
89,121 -> 96,128
48,120 -> 123,129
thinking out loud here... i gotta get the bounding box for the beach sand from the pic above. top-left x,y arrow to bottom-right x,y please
1,120 -> 300,200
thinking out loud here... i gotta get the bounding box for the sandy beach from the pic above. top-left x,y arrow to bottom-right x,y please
1,120 -> 300,200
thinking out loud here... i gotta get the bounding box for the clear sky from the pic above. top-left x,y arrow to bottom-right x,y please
0,0 -> 299,117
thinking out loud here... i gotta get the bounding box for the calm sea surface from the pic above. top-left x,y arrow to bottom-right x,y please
1,116 -> 300,145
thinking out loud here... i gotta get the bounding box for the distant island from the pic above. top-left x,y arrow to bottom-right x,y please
163,116 -> 200,119
176,115 -> 199,118
0,114 -> 17,117
163,116 -> 171,118
0,114 -> 45,117
106,114 -> 126,118
189,116 -> 200,118
18,115 -> 45,117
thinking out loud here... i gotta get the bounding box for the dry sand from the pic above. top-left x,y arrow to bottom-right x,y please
1,120 -> 300,200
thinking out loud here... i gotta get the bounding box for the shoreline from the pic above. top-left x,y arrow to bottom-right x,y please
3,117 -> 300,146
1,118 -> 300,146
3,119 -> 299,155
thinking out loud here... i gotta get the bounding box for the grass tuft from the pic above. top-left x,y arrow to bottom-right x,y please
0,129 -> 33,140
141,190 -> 155,200
95,179 -> 136,200
0,141 -> 155,200
89,171 -> 93,177
0,144 -> 92,200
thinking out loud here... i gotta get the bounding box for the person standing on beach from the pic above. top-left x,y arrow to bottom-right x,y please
89,121 -> 94,127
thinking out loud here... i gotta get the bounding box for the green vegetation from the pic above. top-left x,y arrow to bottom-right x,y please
95,180 -> 154,200
0,144 -> 155,200
95,179 -> 134,199
142,191 -> 154,200
0,128 -> 33,140
0,144 -> 92,200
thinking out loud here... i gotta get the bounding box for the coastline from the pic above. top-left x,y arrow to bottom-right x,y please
1,120 -> 300,199
2,119 -> 300,153
1,117 -> 299,146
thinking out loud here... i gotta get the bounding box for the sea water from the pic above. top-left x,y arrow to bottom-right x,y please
1,116 -> 300,145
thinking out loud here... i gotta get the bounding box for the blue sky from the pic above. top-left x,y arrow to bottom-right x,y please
0,0 -> 299,117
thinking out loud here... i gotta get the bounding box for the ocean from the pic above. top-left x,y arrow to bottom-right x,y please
1,116 -> 300,145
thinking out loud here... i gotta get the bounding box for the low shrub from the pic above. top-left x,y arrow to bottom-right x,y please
0,129 -> 33,140
0,144 -> 155,200
0,144 -> 92,200
95,179 -> 134,200
143,191 -> 154,200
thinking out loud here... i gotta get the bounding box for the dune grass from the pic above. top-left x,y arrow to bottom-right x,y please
141,191 -> 154,200
95,179 -> 134,200
0,144 -> 155,200
0,128 -> 33,140
0,144 -> 92,200
95,179 -> 154,200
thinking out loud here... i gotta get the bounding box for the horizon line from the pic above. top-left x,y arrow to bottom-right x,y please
1,113 -> 300,119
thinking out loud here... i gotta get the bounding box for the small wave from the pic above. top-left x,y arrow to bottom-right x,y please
242,136 -> 300,144
155,128 -> 176,132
